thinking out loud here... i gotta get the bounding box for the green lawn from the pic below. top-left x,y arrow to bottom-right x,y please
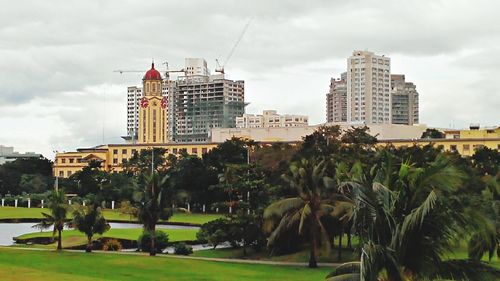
0,248 -> 331,281
0,207 -> 222,225
14,228 -> 198,249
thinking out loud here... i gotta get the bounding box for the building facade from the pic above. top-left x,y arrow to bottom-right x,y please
184,58 -> 210,76
137,63 -> 168,144
391,74 -> 419,125
126,86 -> 142,141
168,74 -> 245,143
347,51 -> 391,124
326,72 -> 347,122
236,110 -> 308,128
0,145 -> 41,165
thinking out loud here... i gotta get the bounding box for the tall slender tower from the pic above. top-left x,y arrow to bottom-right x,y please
138,63 -> 168,143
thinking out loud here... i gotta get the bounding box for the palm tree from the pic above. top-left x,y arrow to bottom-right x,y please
136,172 -> 173,256
34,190 -> 68,250
72,204 -> 110,252
327,155 -> 500,281
264,158 -> 351,268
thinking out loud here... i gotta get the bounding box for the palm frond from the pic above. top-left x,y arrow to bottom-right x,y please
434,259 -> 500,281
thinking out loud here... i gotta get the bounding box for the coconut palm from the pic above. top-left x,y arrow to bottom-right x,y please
135,172 -> 173,256
34,189 -> 68,250
264,158 -> 351,268
327,155 -> 500,281
72,204 -> 110,252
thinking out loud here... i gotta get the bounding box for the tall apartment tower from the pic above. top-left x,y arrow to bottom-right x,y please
347,51 -> 391,124
168,73 -> 245,142
391,74 -> 419,125
326,72 -> 347,122
126,86 -> 142,140
185,58 -> 210,76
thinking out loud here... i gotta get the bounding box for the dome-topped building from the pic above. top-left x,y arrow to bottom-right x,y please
143,62 -> 162,80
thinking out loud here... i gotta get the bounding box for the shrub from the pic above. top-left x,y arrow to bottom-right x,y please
197,218 -> 230,249
173,242 -> 193,255
102,239 -> 122,251
138,230 -> 169,253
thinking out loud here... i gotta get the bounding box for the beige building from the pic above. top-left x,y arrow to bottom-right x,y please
212,123 -> 428,143
391,74 -> 419,125
347,51 -> 391,124
236,110 -> 308,129
326,72 -> 347,122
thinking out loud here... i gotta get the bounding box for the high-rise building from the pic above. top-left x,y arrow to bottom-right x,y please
168,68 -> 245,143
137,63 -> 168,144
347,51 -> 391,124
126,86 -> 142,140
184,58 -> 210,76
391,74 -> 419,125
236,110 -> 308,128
326,72 -> 347,123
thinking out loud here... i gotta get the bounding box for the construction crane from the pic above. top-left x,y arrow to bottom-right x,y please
113,61 -> 187,79
215,18 -> 253,75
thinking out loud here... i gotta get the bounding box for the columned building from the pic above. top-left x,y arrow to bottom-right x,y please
326,72 -> 347,123
391,74 -> 419,125
138,63 -> 168,144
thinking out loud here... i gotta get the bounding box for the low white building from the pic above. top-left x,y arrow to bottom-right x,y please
212,123 -> 428,143
0,145 -> 41,165
236,110 -> 309,129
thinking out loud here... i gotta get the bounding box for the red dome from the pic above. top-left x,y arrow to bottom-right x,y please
143,63 -> 162,80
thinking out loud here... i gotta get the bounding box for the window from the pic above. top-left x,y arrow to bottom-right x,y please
69,158 -> 74,163
202,148 -> 208,154
450,145 -> 457,152
122,149 -> 127,154
59,171 -> 64,177
192,148 -> 198,154
132,149 -> 137,155
113,149 -> 118,155
61,158 -> 66,164
67,171 -> 72,177
173,148 -> 178,154
113,159 -> 118,164
463,144 -> 470,151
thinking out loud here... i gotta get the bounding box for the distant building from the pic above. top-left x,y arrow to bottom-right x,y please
184,58 -> 210,76
326,72 -> 347,122
0,145 -> 41,165
126,86 -> 142,141
236,110 -> 308,129
347,50 -> 391,124
391,74 -> 419,125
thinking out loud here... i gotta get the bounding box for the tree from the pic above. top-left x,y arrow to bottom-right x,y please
328,155 -> 500,281
472,146 -> 500,176
421,128 -> 445,139
135,172 -> 173,256
123,148 -> 169,175
197,218 -> 231,249
34,190 -> 68,250
203,137 -> 250,171
72,204 -> 110,252
263,158 -> 350,268
119,200 -> 137,221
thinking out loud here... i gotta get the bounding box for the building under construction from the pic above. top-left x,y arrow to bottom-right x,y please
168,69 -> 245,143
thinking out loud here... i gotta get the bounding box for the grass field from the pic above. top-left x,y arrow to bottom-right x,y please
0,207 -> 222,225
14,228 -> 198,249
0,248 -> 332,281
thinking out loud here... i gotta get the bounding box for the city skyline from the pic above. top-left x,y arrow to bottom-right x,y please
1,0 -> 499,158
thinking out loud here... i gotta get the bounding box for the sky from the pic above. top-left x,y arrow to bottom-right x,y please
0,0 -> 499,159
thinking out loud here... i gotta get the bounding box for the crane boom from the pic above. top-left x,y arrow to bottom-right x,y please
215,17 -> 253,74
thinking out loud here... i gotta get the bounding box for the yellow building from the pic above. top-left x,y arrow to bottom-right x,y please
380,126 -> 500,157
53,143 -> 218,178
138,63 -> 167,143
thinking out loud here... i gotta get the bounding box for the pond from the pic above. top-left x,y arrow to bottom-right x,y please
0,222 -> 199,246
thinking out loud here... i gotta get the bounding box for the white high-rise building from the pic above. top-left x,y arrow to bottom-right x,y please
185,58 -> 210,76
347,51 -> 391,124
126,86 -> 142,141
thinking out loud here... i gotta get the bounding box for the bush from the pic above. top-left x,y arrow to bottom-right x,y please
173,242 -> 193,255
102,239 -> 122,251
197,218 -> 230,249
138,230 -> 169,253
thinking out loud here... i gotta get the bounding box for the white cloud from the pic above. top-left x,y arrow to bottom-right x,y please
0,0 -> 499,158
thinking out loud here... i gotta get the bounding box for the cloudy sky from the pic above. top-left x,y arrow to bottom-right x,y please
1,0 -> 499,159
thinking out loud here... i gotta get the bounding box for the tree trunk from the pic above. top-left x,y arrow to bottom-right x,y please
308,220 -> 318,268
150,226 -> 156,256
347,229 -> 352,249
57,229 -> 62,251
86,236 -> 92,253
243,240 -> 247,256
337,230 -> 343,261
